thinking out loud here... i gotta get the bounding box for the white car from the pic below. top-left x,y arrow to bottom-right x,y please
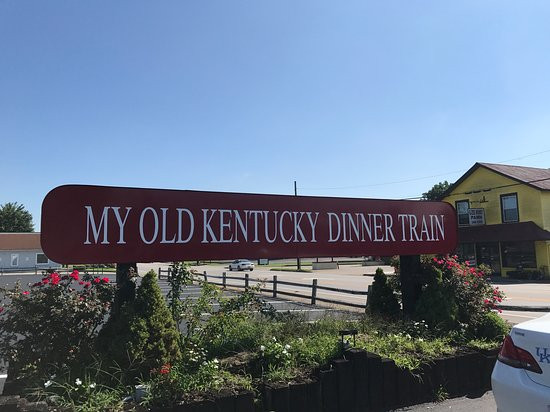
492,313 -> 550,411
228,259 -> 254,271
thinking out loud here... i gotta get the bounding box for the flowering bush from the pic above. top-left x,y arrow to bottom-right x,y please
415,255 -> 506,337
259,337 -> 293,371
0,270 -> 114,382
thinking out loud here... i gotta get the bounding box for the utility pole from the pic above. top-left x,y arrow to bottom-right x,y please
294,181 -> 301,271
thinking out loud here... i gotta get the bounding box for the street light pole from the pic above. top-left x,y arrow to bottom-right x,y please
294,181 -> 301,271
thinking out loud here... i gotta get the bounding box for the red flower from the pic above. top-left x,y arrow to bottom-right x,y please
101,277 -> 109,283
159,363 -> 171,375
22,291 -> 29,295
93,278 -> 101,284
79,281 -> 84,285
70,271 -> 79,281
84,282 -> 91,288
0,307 -> 4,313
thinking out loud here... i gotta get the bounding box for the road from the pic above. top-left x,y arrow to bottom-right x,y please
398,392 -> 496,411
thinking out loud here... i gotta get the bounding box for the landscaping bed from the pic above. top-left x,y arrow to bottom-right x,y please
0,257 -> 508,411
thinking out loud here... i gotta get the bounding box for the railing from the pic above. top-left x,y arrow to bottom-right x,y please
158,268 -> 371,311
157,268 -> 550,314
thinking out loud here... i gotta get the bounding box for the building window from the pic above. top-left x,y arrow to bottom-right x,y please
11,254 -> 19,267
501,241 -> 536,268
501,193 -> 519,223
455,200 -> 470,226
36,253 -> 49,264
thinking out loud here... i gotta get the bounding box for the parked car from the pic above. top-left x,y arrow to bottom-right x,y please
492,313 -> 550,411
228,259 -> 254,271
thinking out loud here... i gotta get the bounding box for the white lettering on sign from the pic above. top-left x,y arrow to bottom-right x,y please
82,206 -> 447,247
85,206 -> 132,245
140,207 -> 159,245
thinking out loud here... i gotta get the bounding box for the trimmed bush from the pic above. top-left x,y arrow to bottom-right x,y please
97,270 -> 181,381
415,266 -> 458,330
368,268 -> 400,316
474,311 -> 510,341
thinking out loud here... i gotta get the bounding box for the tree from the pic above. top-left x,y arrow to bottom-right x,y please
0,202 -> 34,232
421,181 -> 451,201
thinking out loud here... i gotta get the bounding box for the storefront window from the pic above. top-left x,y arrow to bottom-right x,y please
456,243 -> 476,265
501,241 -> 536,268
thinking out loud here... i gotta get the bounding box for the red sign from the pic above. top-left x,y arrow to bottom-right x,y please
41,185 -> 458,264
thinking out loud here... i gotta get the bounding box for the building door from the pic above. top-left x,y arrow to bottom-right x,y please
475,242 -> 501,275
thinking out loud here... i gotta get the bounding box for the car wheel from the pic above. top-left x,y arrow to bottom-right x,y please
250,268 -> 254,271
229,267 -> 232,271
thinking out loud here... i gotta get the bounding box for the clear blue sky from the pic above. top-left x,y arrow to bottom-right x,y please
1,1 -> 549,231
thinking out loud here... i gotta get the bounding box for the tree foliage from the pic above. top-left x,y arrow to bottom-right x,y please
421,181 -> 451,201
0,202 -> 34,232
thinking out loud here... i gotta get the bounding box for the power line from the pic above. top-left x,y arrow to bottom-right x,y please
298,148 -> 550,192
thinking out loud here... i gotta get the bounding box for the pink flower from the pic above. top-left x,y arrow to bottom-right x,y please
22,291 -> 29,295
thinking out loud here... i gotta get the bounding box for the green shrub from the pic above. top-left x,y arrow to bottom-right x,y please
474,311 -> 511,341
415,266 -> 458,330
97,270 -> 181,381
368,268 -> 400,316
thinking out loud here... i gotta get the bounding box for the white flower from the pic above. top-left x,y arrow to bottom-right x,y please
44,380 -> 52,388
272,337 -> 277,341
213,358 -> 219,364
75,378 -> 82,386
282,349 -> 287,355
298,338 -> 303,343
89,382 -> 96,389
418,338 -> 424,342
285,344 -> 291,350
260,345 -> 265,352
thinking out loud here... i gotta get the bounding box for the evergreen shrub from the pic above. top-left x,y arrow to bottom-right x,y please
368,268 -> 400,316
97,270 -> 181,381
